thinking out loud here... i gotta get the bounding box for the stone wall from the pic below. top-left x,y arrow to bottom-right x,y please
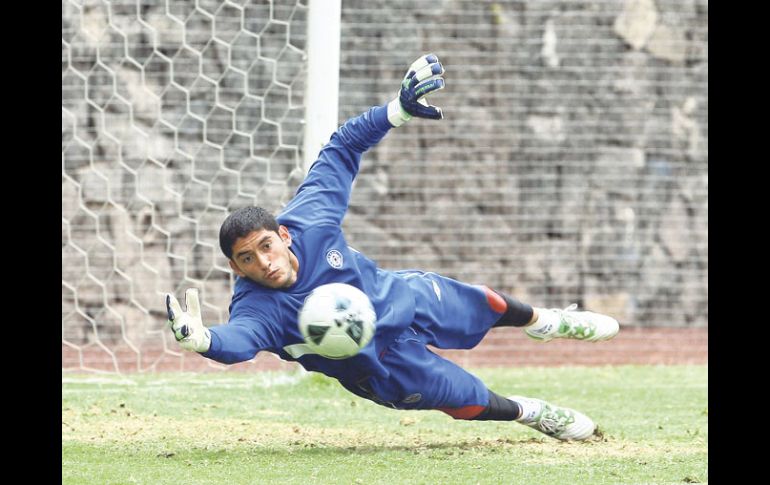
339,0 -> 707,327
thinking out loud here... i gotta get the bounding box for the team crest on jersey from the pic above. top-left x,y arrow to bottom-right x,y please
326,249 -> 343,269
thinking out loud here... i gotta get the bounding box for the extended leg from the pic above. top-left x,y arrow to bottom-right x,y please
462,390 -> 597,441
359,329 -> 597,441
483,286 -> 619,341
397,271 -> 535,349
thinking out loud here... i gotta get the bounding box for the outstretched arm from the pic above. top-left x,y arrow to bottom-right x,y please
166,289 -> 277,364
278,54 -> 446,229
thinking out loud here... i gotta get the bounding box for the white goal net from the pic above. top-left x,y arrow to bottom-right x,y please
62,0 -> 308,372
63,0 -> 708,374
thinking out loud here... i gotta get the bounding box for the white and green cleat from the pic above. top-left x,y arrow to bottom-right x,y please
509,396 -> 597,441
525,304 -> 619,342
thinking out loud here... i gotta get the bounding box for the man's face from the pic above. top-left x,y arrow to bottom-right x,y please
228,226 -> 298,289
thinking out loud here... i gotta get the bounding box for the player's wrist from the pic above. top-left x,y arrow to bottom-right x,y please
387,97 -> 411,127
195,327 -> 212,352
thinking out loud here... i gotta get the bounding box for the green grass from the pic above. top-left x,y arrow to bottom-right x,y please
62,365 -> 707,485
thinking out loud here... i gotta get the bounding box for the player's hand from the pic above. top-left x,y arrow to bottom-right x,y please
387,53 -> 446,127
165,288 -> 211,353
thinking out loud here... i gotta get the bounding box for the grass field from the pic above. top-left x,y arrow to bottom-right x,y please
62,365 -> 707,484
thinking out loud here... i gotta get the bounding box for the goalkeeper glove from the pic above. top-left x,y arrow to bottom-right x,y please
165,288 -> 211,353
387,53 -> 446,127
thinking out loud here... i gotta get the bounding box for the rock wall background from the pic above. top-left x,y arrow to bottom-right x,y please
62,0 -> 707,370
339,0 -> 707,328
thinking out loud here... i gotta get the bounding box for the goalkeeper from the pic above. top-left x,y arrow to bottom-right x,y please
165,54 -> 619,441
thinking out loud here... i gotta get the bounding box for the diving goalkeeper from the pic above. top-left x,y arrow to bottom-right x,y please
165,54 -> 619,441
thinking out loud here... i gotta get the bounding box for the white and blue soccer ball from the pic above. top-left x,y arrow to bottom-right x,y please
298,283 -> 377,359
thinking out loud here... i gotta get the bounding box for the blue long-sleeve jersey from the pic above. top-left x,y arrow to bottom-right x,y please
202,104 -> 416,385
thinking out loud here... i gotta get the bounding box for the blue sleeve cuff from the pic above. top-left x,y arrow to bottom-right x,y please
372,104 -> 393,132
200,328 -> 221,359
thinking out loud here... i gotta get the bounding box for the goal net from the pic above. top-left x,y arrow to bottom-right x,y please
62,0 -> 309,372
63,0 -> 708,374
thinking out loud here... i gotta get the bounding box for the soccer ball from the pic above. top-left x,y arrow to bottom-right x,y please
298,283 -> 377,359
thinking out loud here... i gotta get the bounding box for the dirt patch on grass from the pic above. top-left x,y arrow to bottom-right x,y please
62,408 -> 705,462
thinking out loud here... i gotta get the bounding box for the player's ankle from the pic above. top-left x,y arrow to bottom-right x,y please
525,308 -> 560,336
509,396 -> 544,423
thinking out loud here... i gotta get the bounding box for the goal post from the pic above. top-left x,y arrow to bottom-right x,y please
303,0 -> 341,171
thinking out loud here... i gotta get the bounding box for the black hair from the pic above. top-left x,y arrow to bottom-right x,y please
219,206 -> 279,259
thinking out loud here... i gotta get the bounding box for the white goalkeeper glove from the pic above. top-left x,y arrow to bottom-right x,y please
387,53 -> 446,127
165,288 -> 211,353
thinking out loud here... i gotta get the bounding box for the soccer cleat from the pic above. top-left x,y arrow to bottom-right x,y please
509,396 -> 596,441
525,304 -> 619,342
